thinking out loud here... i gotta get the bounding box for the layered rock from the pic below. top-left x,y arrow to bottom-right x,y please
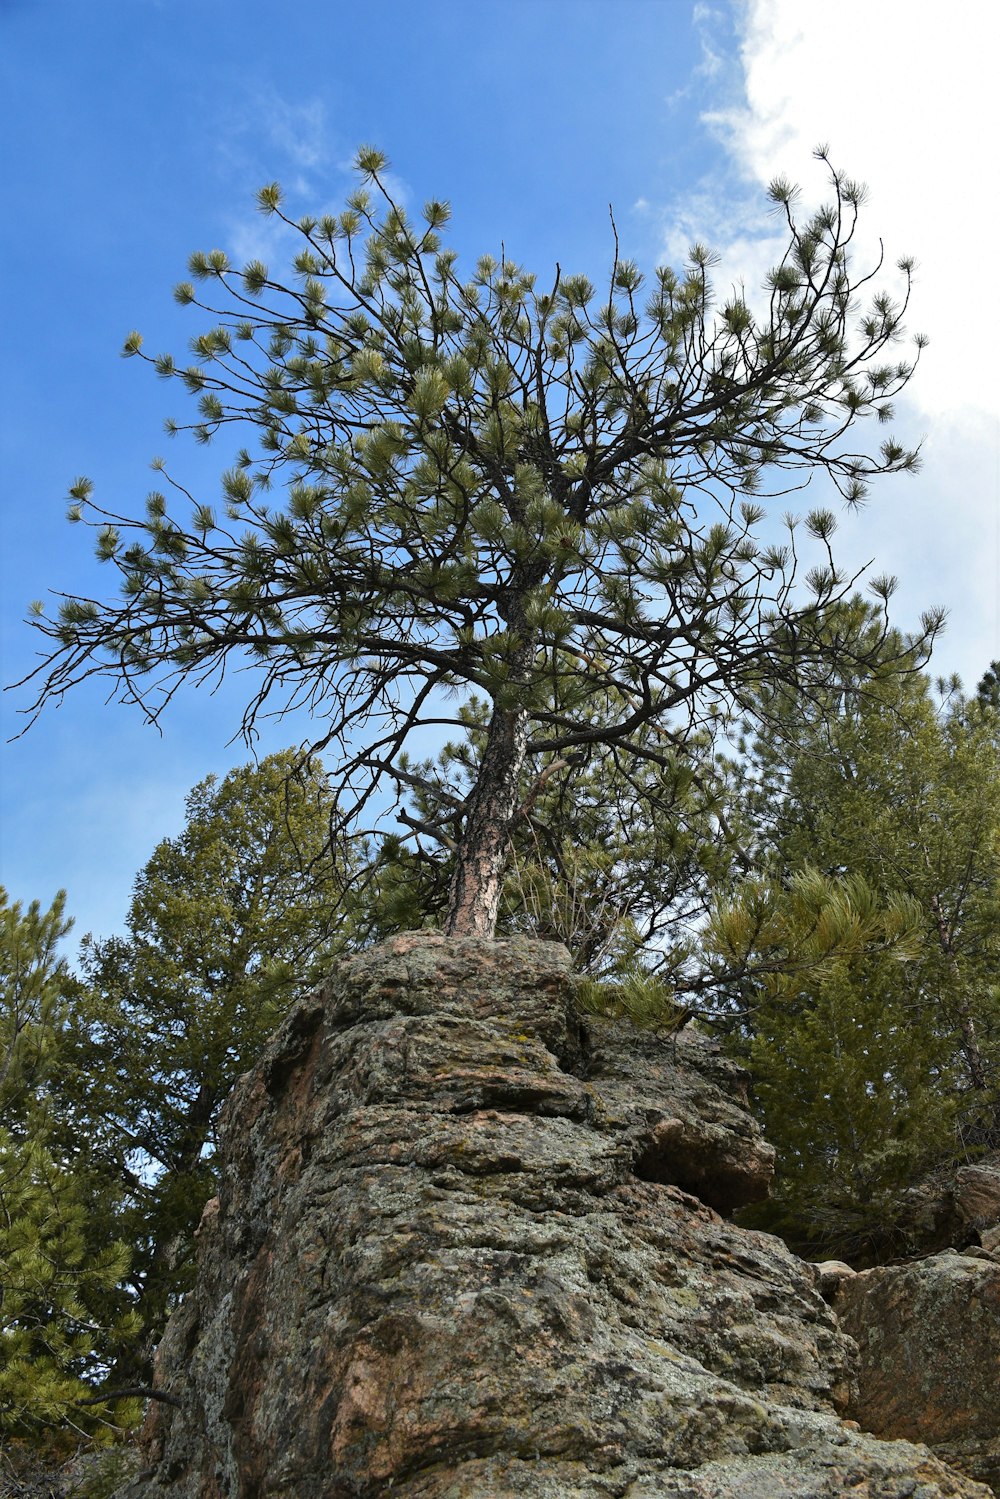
836,1248 -> 1000,1491
120,935 -> 991,1498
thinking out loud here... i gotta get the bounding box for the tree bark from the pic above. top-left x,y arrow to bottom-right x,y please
445,701 -> 529,939
930,893 -> 990,1094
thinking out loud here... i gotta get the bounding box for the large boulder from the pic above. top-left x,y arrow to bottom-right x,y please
119,935 -> 991,1498
835,1247 -> 1000,1491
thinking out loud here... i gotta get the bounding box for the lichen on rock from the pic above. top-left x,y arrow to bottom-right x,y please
117,935 -> 992,1498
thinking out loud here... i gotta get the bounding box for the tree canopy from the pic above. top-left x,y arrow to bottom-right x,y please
0,755 -> 357,1441
20,147 -> 936,937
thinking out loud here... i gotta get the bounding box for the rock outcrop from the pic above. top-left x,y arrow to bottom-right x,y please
119,935 -> 992,1498
836,1247 -> 1000,1491
896,1153 -> 1000,1256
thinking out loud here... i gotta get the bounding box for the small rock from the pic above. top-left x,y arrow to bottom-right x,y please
813,1259 -> 857,1301
896,1151 -> 1000,1256
981,1223 -> 1000,1257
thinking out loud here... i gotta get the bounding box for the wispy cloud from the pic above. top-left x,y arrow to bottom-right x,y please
217,85 -> 337,183
693,0 -> 1000,683
212,86 -> 344,265
215,93 -> 411,269
691,1 -> 726,77
651,2 -> 791,300
666,1 -> 735,109
265,95 -> 330,172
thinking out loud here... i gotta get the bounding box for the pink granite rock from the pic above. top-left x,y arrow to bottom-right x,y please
836,1248 -> 1000,1491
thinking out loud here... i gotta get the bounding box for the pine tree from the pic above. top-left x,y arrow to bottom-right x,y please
715,641 -> 1000,1257
976,659 -> 1000,711
0,891 -> 139,1444
19,149 -> 936,939
74,751 -> 355,1378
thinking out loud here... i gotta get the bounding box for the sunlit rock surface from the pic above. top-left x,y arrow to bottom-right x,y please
119,935 -> 991,1498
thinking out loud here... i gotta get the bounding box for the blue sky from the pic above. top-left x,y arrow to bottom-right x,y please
2,0 -> 998,947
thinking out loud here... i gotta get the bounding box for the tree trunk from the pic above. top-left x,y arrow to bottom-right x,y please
930,893 -> 990,1094
445,701 -> 529,939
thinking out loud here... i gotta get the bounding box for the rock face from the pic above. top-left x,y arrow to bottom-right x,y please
836,1248 -> 1000,1492
896,1153 -> 1000,1256
120,935 -> 991,1498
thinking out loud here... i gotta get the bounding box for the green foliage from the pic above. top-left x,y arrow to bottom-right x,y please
741,958 -> 957,1260
20,150 -> 936,937
72,751 -> 356,1379
0,891 -> 82,1117
717,639 -> 1000,1258
0,1134 -> 139,1440
68,1443 -> 142,1497
705,861 -> 950,1259
706,866 -> 924,1009
755,676 -> 1000,1118
576,969 -> 693,1033
0,754 -> 360,1440
0,891 -> 139,1443
976,658 -> 1000,711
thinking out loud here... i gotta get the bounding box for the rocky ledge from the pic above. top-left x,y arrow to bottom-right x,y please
118,935 -> 992,1498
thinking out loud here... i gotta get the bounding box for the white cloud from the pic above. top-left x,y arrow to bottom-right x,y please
265,96 -> 330,172
723,0 -> 1000,685
713,0 -> 1000,424
668,2 -> 735,107
652,0 -> 1000,686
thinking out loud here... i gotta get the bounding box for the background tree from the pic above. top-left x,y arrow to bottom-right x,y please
710,641 -> 1000,1257
70,751 -> 354,1380
976,659 -> 1000,712
0,890 -> 138,1444
705,865 -> 951,1260
20,148 -> 936,939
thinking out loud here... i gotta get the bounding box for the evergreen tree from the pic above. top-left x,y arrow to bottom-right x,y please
73,751 -> 354,1378
0,891 -> 138,1443
975,659 -> 1000,711
714,644 -> 1000,1257
20,149 -> 936,939
706,865 -> 953,1259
